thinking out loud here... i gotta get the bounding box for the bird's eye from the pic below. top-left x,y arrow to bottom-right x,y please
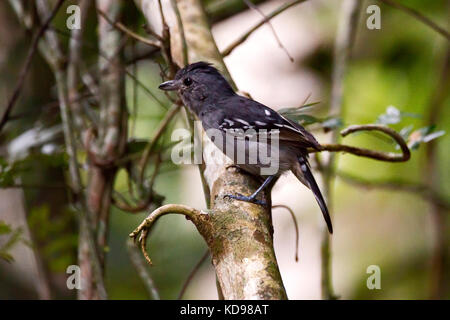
183,77 -> 192,86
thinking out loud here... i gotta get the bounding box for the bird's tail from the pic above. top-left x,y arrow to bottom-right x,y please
292,156 -> 333,234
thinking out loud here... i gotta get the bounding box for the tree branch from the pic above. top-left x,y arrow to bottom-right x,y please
272,205 -> 300,261
314,124 -> 411,162
0,0 -> 65,133
177,249 -> 210,299
320,0 -> 362,300
126,239 -> 161,300
221,0 -> 307,57
243,0 -> 294,61
379,0 -> 450,40
97,8 -> 160,47
336,171 -> 450,210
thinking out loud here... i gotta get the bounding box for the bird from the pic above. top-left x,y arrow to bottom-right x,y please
159,61 -> 333,233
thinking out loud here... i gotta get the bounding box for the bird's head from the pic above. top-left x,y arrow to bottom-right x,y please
158,62 -> 235,111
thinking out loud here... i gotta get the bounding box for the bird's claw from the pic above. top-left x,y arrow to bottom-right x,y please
224,193 -> 267,207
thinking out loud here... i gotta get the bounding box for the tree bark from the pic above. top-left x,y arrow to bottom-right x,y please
134,0 -> 287,300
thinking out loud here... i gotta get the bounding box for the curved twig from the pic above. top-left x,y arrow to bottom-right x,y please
113,154 -> 163,213
311,124 -> 411,162
178,249 -> 210,299
272,205 -> 300,262
129,204 -> 208,265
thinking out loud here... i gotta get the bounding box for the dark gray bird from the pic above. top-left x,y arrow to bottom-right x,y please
159,62 -> 332,233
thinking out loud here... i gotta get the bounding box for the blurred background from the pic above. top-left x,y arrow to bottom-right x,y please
0,0 -> 448,299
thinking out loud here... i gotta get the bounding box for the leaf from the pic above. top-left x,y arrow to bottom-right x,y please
407,125 -> 444,150
377,105 -> 401,125
322,118 -> 343,131
422,130 -> 445,143
126,140 -> 149,154
0,251 -> 14,263
0,221 -> 12,235
278,101 -> 321,115
399,125 -> 413,140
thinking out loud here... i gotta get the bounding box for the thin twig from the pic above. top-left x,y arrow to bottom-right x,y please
68,0 -> 91,133
97,8 -> 160,47
0,0 -> 66,132
313,124 -> 411,162
139,104 -> 181,184
126,239 -> 161,300
320,0 -> 361,300
336,171 -> 450,210
272,205 -> 300,262
130,204 -> 207,265
424,48 -> 449,299
51,27 -> 168,110
170,0 -> 188,65
221,0 -> 307,57
12,0 -> 108,299
131,40 -> 138,136
113,154 -> 163,213
243,0 -> 293,62
379,0 -> 450,41
177,249 -> 210,299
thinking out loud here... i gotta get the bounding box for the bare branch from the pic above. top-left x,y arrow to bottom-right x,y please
1,0 -> 66,132
170,0 -> 188,66
272,205 -> 300,262
177,249 -> 210,299
314,124 -> 411,162
243,0 -> 294,61
379,0 -> 450,41
113,154 -> 163,213
51,26 -> 168,109
68,0 -> 91,133
129,204 -> 208,265
126,239 -> 161,300
139,104 -> 181,183
336,171 -> 450,210
97,8 -> 160,47
320,0 -> 362,300
221,0 -> 307,57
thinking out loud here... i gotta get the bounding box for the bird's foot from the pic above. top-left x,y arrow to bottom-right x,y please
224,193 -> 267,207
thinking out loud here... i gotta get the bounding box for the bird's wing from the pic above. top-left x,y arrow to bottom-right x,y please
216,96 -> 321,149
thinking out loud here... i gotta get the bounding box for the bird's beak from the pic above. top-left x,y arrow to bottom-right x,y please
158,80 -> 179,91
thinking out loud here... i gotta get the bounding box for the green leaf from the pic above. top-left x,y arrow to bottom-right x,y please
322,118 -> 343,131
377,106 -> 401,125
278,101 -> 321,115
0,251 -> 14,263
126,140 -> 149,154
407,125 -> 444,150
0,221 -> 12,235
399,125 -> 413,140
422,130 -> 445,143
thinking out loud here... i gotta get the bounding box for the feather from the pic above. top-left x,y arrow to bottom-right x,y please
293,157 -> 333,234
